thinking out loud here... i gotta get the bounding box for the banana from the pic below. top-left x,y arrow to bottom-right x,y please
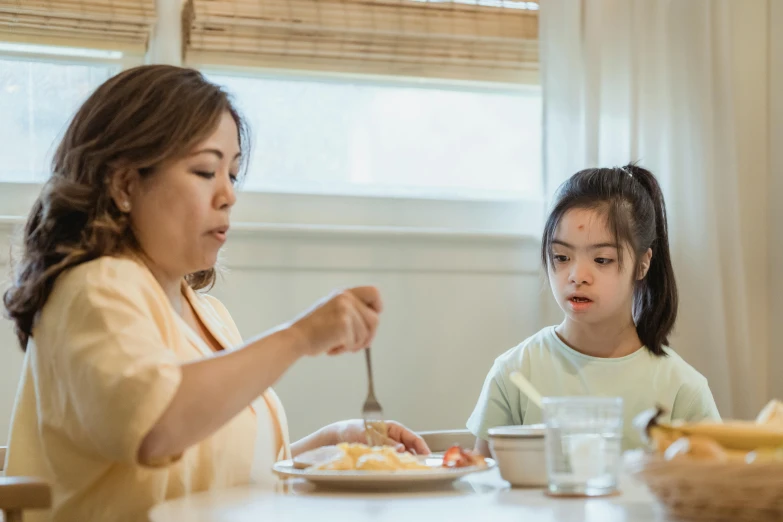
663,435 -> 729,462
636,406 -> 783,453
661,421 -> 783,451
647,424 -> 681,453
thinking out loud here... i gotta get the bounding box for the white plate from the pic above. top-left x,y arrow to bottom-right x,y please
273,456 -> 496,490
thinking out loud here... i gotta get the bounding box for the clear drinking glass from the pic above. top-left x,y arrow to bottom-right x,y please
542,397 -> 623,497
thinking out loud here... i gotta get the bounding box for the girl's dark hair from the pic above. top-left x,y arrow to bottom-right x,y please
3,65 -> 248,350
541,164 -> 678,356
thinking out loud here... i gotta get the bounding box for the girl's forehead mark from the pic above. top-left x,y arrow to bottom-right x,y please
578,224 -> 585,230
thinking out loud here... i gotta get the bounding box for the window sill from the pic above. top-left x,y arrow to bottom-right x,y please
1,214 -> 537,244
0,215 -> 542,275
0,182 -> 544,237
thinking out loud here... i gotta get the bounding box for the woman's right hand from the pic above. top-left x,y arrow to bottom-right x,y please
288,286 -> 383,357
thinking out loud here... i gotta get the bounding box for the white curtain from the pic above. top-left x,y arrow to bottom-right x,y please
539,0 -> 770,419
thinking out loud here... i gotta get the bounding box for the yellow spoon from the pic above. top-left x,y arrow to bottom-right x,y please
509,371 -> 544,409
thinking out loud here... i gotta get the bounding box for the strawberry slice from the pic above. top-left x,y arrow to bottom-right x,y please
442,445 -> 480,468
442,446 -> 465,468
441,445 -> 488,469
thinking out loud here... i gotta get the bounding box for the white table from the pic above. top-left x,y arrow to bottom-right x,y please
149,469 -> 670,522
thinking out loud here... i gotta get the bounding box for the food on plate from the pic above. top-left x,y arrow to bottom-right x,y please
307,443 -> 430,471
635,401 -> 783,464
356,451 -> 425,471
442,445 -> 487,469
295,443 -> 487,472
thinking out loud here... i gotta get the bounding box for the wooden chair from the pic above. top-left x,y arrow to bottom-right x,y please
0,446 -> 51,522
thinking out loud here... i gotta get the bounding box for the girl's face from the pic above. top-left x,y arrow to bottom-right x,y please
548,208 -> 651,327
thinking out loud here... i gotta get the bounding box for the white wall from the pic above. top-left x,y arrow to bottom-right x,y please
0,221 -> 547,443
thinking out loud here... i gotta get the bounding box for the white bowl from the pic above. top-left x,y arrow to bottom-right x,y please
488,424 -> 547,487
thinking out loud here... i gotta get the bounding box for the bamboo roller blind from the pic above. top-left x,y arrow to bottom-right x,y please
183,0 -> 539,83
0,0 -> 156,52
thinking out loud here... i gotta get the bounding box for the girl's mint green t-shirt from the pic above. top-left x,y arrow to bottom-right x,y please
467,326 -> 721,449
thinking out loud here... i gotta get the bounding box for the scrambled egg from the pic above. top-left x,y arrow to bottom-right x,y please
311,443 -> 430,471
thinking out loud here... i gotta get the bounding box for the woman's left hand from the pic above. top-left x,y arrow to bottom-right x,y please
327,419 -> 431,455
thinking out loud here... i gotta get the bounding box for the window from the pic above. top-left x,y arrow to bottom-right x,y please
209,72 -> 542,202
0,44 -> 543,234
0,44 -> 121,183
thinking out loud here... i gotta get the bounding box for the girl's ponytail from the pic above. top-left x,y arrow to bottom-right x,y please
625,164 -> 678,356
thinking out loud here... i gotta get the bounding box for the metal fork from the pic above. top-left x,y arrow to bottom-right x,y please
361,348 -> 387,447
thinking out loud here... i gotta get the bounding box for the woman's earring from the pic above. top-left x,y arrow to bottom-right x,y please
121,201 -> 131,212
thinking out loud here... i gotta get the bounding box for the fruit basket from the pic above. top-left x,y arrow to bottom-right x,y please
628,452 -> 783,521
628,401 -> 783,522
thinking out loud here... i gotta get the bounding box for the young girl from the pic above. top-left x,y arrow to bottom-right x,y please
467,164 -> 720,454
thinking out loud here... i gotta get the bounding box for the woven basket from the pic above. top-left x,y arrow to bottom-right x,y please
627,452 -> 783,522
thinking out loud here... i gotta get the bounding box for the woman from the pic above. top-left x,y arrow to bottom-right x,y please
3,65 -> 428,522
